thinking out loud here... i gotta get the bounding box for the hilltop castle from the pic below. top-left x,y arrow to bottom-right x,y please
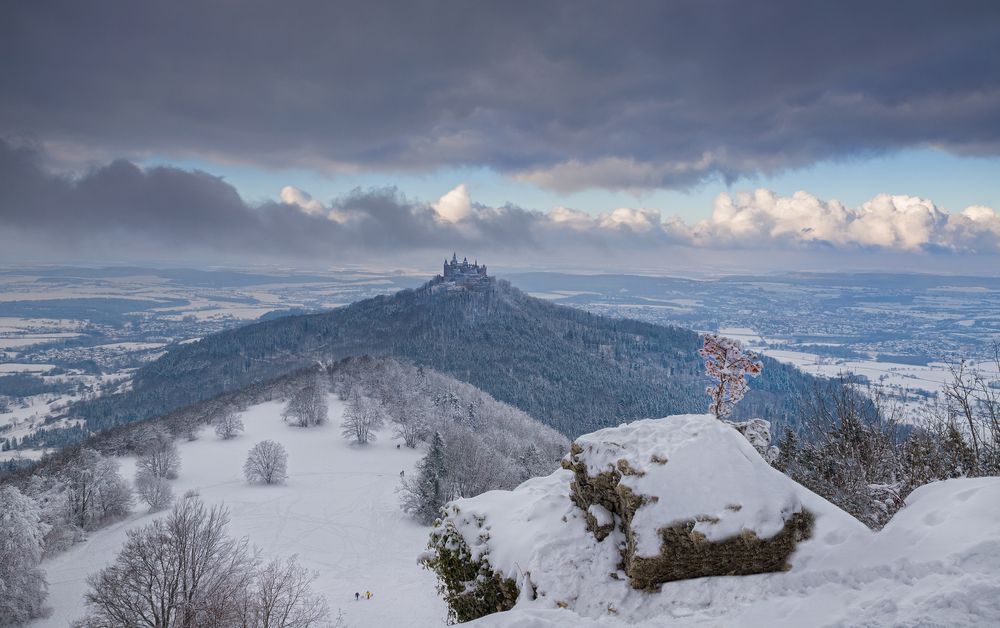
440,253 -> 490,287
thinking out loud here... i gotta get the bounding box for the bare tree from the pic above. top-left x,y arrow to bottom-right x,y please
341,391 -> 385,445
76,496 -> 256,628
699,333 -> 763,420
136,428 -> 181,480
944,359 -> 982,466
62,449 -> 133,530
214,410 -> 246,440
239,556 -> 330,628
244,440 -> 289,485
392,411 -> 429,448
282,375 -> 329,428
135,471 -> 174,511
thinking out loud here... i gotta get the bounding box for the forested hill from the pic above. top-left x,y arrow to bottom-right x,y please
78,278 -> 817,437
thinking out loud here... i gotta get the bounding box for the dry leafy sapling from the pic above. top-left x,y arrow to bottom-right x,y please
699,333 -> 763,420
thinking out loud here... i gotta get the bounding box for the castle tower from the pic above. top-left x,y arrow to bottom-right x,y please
440,253 -> 490,286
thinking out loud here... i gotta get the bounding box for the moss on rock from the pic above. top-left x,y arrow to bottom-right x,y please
626,510 -> 814,589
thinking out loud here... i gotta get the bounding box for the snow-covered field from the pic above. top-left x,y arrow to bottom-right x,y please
34,398 -> 448,627
710,326 -> 1000,406
763,349 -> 1000,397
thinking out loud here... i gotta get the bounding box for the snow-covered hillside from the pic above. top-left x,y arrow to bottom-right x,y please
33,397 -> 447,627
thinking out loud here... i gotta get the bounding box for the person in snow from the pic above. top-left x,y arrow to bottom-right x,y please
355,592 -> 360,601
366,591 -> 372,600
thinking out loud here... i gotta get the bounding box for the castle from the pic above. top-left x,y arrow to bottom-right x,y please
441,253 -> 489,286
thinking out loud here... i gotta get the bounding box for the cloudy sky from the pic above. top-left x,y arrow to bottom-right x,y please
2,0 -> 999,274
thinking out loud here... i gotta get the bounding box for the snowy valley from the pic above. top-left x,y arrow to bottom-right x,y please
34,397 -> 447,628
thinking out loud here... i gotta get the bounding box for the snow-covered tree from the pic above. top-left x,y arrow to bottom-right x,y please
62,448 -> 133,530
23,475 -> 83,556
0,485 -> 49,624
341,391 -> 385,445
778,379 -> 904,528
699,333 -> 763,420
214,410 -> 245,440
392,413 -> 429,448
244,440 -> 288,485
283,375 -> 329,427
135,471 -> 174,511
136,428 -> 181,480
400,431 -> 449,524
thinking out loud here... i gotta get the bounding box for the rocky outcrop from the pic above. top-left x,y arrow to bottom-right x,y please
564,414 -> 813,589
726,417 -> 778,462
423,414 -> 848,622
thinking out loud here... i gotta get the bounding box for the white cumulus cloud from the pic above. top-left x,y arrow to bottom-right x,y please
689,190 -> 999,253
432,184 -> 474,223
280,185 -> 325,215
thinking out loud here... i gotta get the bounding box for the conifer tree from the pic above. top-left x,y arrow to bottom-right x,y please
401,431 -> 448,524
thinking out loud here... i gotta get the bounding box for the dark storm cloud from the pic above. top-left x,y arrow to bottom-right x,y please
0,139 -> 546,259
2,140 -> 999,265
2,1 -> 998,191
0,139 -> 689,261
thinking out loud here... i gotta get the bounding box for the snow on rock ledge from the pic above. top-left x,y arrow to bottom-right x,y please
467,477 -> 1000,627
422,414 -> 865,623
564,414 -> 812,588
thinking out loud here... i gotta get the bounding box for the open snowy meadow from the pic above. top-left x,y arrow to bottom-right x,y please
33,397 -> 447,627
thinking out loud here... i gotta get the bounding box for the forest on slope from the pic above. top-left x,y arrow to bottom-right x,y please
75,278 -> 821,437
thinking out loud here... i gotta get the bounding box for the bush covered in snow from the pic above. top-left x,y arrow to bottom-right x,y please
422,511 -> 519,623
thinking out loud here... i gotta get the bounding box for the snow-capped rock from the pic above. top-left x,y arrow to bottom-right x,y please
423,414 -> 866,622
564,414 -> 813,588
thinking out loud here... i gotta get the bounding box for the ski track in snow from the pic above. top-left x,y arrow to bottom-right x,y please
33,397 -> 448,628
